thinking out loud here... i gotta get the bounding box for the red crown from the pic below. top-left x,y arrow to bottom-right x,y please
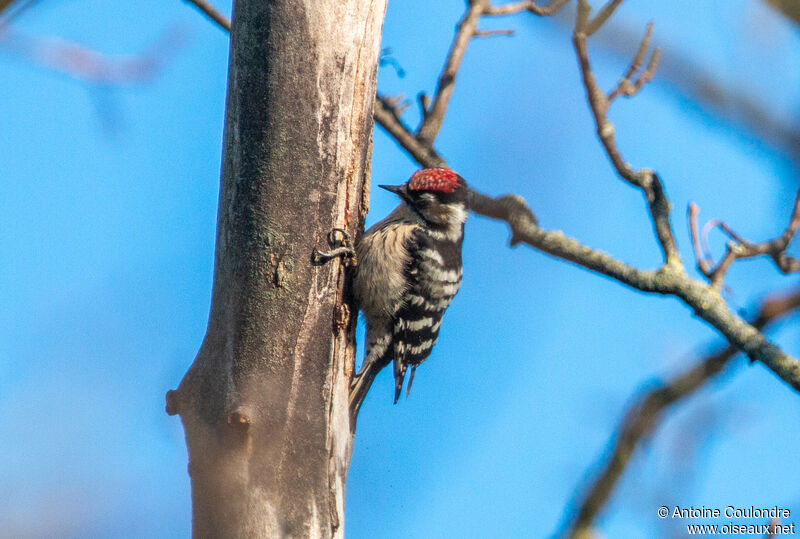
408,168 -> 459,193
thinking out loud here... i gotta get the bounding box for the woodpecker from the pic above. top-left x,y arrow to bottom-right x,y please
350,168 -> 468,418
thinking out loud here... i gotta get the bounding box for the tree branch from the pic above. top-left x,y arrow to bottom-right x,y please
0,0 -> 37,25
181,0 -> 800,403
414,0 -> 487,144
485,0 -> 571,16
0,27 -> 185,84
378,87 -> 800,395
562,287 -> 800,538
764,0 -> 800,27
374,95 -> 446,168
606,22 -> 661,102
183,0 -> 230,32
584,0 -> 624,36
573,14 -> 800,163
371,0 -> 800,394
416,0 -> 570,144
573,5 -> 677,265
690,189 -> 800,288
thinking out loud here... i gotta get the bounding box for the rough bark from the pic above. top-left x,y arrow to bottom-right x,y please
166,1 -> 387,537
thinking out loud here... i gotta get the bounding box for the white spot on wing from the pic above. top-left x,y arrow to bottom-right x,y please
419,248 -> 445,266
405,317 -> 433,331
409,339 -> 435,355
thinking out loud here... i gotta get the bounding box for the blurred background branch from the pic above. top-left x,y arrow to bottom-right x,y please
690,192 -> 800,289
562,287 -> 800,538
764,0 -> 800,27
570,11 -> 800,165
0,27 -> 185,84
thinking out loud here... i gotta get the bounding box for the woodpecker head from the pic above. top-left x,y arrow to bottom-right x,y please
380,168 -> 468,228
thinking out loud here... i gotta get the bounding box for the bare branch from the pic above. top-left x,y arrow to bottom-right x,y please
374,95 -> 446,168
182,0 -> 800,395
562,287 -> 800,538
484,0 -> 571,16
578,15 -> 800,162
370,1 -> 800,394
584,0 -> 625,37
474,28 -> 516,37
416,0 -> 570,145
0,0 -> 37,26
689,203 -> 713,277
469,193 -> 799,396
607,22 -> 661,102
183,0 -> 231,32
415,1 -> 487,144
573,13 -> 677,264
0,27 -> 185,84
764,0 -> 800,27
690,190 -> 800,287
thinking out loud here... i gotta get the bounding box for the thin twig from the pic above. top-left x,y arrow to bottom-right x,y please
0,0 -> 38,26
585,0 -> 625,36
579,15 -> 800,164
417,92 -> 430,121
415,0 -> 487,144
562,288 -> 800,538
485,0 -> 571,16
689,203 -> 713,277
703,219 -> 751,248
690,190 -> 800,287
474,28 -> 516,37
184,0 -> 230,32
416,0 -> 569,144
607,22 -> 661,102
573,3 -> 677,264
374,95 -> 446,168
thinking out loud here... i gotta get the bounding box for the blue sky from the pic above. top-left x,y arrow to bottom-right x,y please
2,1 -> 799,537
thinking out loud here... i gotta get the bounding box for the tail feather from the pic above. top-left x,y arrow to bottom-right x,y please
349,362 -> 381,428
405,365 -> 417,399
349,324 -> 391,428
393,355 -> 407,404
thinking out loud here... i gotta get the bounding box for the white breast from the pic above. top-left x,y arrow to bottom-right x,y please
353,207 -> 421,320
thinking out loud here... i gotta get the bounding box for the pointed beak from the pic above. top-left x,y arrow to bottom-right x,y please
379,183 -> 411,203
378,184 -> 406,195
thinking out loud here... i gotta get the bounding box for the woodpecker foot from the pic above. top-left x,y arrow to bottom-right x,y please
312,227 -> 357,266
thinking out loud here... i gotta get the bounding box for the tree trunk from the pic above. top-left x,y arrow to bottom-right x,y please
165,1 -> 387,536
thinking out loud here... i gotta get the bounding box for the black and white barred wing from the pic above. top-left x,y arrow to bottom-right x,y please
391,229 -> 463,401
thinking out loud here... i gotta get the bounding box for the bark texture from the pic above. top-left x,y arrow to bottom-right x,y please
167,1 -> 387,537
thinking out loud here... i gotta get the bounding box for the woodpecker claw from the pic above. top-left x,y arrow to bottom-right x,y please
328,227 -> 351,245
312,246 -> 355,264
312,227 -> 357,266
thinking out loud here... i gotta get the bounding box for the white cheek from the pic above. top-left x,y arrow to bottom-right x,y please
449,203 -> 467,225
443,203 -> 467,241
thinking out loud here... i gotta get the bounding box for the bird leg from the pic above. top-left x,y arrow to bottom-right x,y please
312,227 -> 357,266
